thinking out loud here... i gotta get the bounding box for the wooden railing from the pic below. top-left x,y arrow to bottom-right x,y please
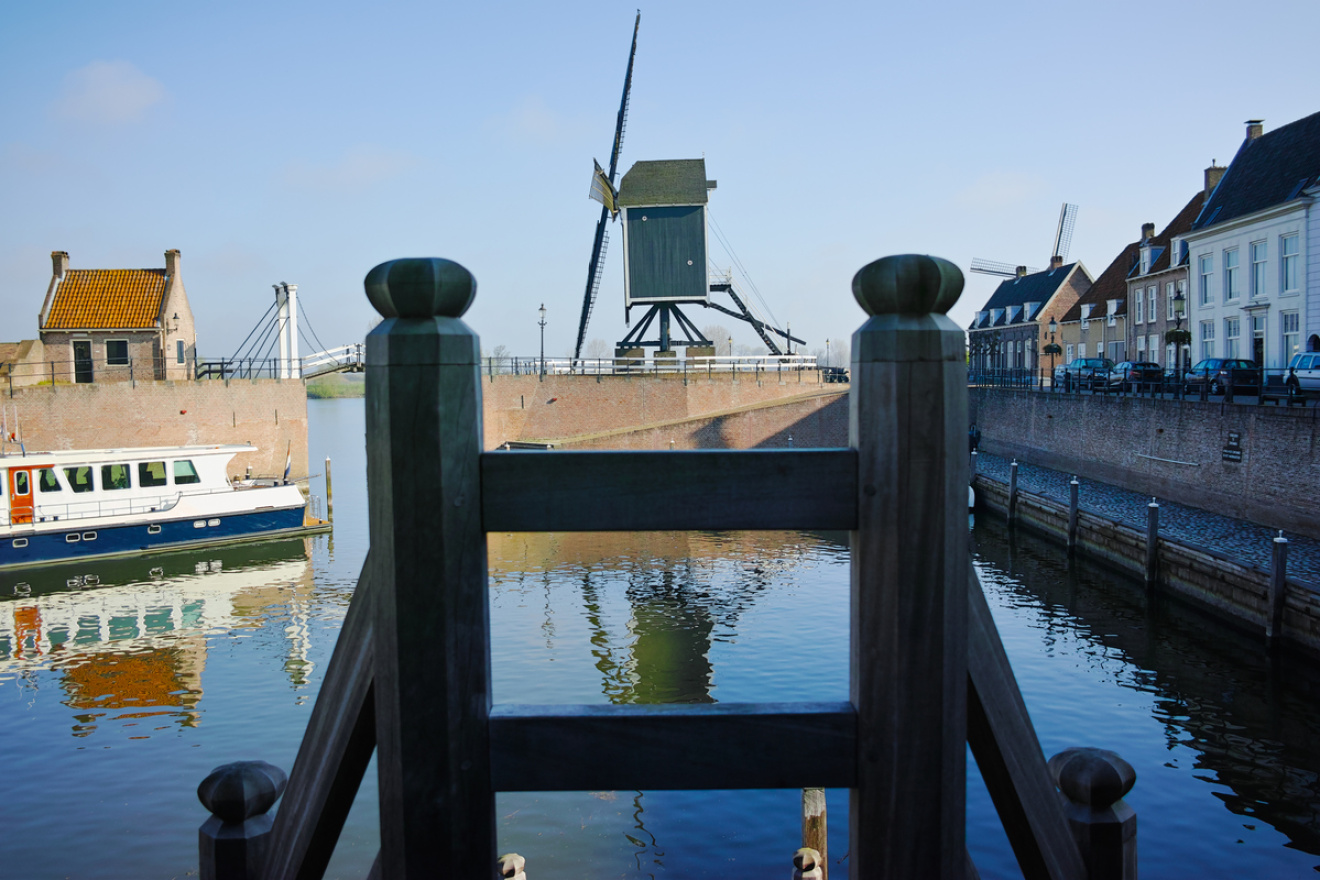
194,254 -> 1139,879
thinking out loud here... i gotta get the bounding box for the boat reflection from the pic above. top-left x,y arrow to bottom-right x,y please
0,539 -> 318,736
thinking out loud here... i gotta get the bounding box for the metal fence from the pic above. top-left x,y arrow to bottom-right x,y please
969,366 -> 1314,406
481,354 -> 845,381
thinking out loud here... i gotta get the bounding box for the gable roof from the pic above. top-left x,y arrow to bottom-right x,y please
969,262 -> 1079,329
43,269 -> 167,330
618,159 -> 710,207
1192,111 -> 1320,230
1133,191 -> 1205,276
1062,244 -> 1137,322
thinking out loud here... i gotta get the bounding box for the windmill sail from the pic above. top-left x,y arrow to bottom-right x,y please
574,12 -> 640,363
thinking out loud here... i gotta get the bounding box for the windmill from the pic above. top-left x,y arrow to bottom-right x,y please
970,202 -> 1078,278
573,12 -> 640,363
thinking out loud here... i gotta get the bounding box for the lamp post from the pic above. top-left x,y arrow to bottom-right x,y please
1048,316 -> 1058,386
825,338 -> 830,369
538,303 -> 547,377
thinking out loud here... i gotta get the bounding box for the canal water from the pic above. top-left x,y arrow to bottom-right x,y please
2,397 -> 1319,878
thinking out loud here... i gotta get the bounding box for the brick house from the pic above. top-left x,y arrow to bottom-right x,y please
37,249 -> 197,383
1057,241 -> 1135,367
967,257 -> 1091,380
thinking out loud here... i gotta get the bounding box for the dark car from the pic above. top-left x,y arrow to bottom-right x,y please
1053,357 -> 1115,390
1106,361 -> 1162,392
1183,358 -> 1263,395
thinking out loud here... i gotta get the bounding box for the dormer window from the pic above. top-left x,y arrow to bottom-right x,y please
1006,305 -> 1021,324
1139,247 -> 1151,275
990,308 -> 1004,325
1081,304 -> 1093,320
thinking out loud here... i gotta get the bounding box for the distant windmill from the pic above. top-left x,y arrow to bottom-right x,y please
970,202 -> 1079,278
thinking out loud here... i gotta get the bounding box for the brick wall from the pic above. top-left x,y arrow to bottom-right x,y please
481,370 -> 842,449
3,380 -> 308,480
971,388 -> 1320,539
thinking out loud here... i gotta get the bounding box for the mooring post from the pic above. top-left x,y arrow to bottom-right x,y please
1048,748 -> 1138,880
1008,459 -> 1019,526
801,788 -> 827,880
324,456 -> 333,520
1067,476 -> 1080,555
793,847 -> 825,880
364,258 -> 493,877
1144,498 -> 1159,591
196,760 -> 287,880
497,853 -> 526,879
850,254 -> 967,879
1267,531 -> 1289,646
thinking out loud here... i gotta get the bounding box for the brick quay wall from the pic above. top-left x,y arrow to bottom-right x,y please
3,380 -> 309,480
971,388 -> 1320,540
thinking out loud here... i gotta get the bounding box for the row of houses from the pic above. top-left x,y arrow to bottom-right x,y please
968,112 -> 1320,377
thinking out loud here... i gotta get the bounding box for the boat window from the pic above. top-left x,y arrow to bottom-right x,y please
101,463 -> 131,491
173,460 -> 201,485
13,471 -> 29,495
64,466 -> 95,493
38,468 -> 61,492
139,461 -> 168,488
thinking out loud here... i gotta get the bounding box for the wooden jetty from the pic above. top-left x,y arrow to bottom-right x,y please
195,254 -> 1139,879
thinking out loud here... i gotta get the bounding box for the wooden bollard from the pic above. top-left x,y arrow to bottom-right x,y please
324,456 -> 334,520
1144,498 -> 1159,591
801,787 -> 827,879
1048,747 -> 1137,880
793,846 -> 824,880
497,852 -> 526,879
1067,477 -> 1080,555
1008,459 -> 1019,526
197,760 -> 288,880
1267,531 -> 1289,646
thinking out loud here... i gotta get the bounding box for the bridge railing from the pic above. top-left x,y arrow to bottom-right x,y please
483,353 -> 836,379
195,254 -> 1137,880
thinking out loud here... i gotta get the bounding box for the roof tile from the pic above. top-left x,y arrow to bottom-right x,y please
43,269 -> 167,330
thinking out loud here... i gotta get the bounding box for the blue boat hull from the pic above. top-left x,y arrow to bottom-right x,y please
1,506 -> 310,570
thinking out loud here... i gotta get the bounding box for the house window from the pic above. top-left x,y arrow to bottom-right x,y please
1166,343 -> 1176,369
1134,288 -> 1144,324
1282,234 -> 1299,293
1250,241 -> 1268,298
1066,343 -> 1075,362
1200,320 -> 1215,359
1283,311 -> 1300,360
176,340 -> 185,364
1198,254 -> 1213,305
1148,335 -> 1159,361
1223,248 -> 1239,301
106,339 -> 129,366
1137,335 -> 1146,353
1078,343 -> 1087,358
1224,316 -> 1240,358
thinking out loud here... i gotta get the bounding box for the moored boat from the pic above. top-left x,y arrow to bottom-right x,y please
1,444 -> 327,570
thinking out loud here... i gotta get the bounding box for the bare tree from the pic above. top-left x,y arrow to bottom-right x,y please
583,338 -> 611,360
702,324 -> 733,356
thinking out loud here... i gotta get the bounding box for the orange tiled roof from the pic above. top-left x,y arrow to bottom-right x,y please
43,269 -> 167,330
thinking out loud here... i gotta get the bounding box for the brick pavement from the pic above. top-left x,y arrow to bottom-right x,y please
973,451 -> 1320,585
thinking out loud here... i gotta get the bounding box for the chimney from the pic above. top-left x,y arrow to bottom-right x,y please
1204,163 -> 1226,198
1015,265 -> 1028,278
51,250 -> 69,278
165,248 -> 181,278
1141,222 -> 1155,242
1049,256 -> 1063,270
1246,119 -> 1264,140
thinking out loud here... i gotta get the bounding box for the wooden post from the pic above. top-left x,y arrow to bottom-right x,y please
1267,531 -> 1289,646
1144,498 -> 1159,591
794,847 -> 825,880
802,788 -> 827,880
363,258 -> 493,878
196,760 -> 287,880
1008,459 -> 1019,526
1067,477 -> 1080,555
324,456 -> 334,520
1048,747 -> 1138,880
849,254 -> 967,879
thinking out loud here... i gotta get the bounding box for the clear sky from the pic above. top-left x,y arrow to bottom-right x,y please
2,0 -> 1317,362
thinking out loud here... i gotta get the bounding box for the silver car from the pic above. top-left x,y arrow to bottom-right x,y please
1287,353 -> 1320,391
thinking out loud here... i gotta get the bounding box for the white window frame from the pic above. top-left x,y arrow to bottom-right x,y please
1223,247 -> 1240,302
1198,254 -> 1213,305
1137,335 -> 1146,353
1134,288 -> 1144,324
1250,240 -> 1268,298
1224,316 -> 1240,358
1281,233 -> 1299,294
1283,310 -> 1300,360
1148,334 -> 1159,362
1200,320 -> 1215,359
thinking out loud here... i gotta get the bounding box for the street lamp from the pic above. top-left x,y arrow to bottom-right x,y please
825,338 -> 831,369
538,303 -> 547,377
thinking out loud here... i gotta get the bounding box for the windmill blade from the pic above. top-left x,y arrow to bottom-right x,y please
1052,203 -> 1078,261
970,258 -> 1040,278
575,12 -> 641,363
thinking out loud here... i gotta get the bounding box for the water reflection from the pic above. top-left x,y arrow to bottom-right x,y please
0,540 -> 318,735
972,515 -> 1320,870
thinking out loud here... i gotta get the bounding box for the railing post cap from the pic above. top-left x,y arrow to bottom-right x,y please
497,852 -> 526,877
1048,747 -> 1136,808
197,760 -> 287,823
851,254 -> 963,317
365,257 -> 476,319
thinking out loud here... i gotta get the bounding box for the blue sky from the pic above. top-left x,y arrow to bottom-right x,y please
2,0 -> 1317,361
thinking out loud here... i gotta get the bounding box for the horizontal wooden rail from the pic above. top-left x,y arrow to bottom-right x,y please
481,449 -> 858,532
489,701 -> 857,791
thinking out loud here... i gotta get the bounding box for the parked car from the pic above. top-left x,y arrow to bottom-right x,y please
1053,357 -> 1115,389
1106,361 -> 1162,392
1286,353 -> 1320,391
1183,358 -> 1262,395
